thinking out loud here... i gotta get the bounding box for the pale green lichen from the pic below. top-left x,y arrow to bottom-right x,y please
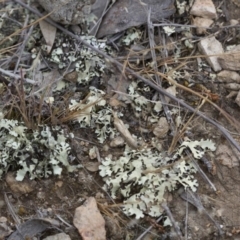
69,87 -> 117,143
128,81 -> 162,120
121,28 -> 141,46
163,26 -> 176,36
48,34 -> 112,85
176,0 -> 187,15
0,119 -> 78,181
99,139 -> 216,218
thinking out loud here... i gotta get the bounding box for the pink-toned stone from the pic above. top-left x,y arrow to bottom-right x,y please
235,90 -> 240,107
198,37 -> 223,72
217,70 -> 240,83
216,144 -> 239,168
6,172 -> 37,195
153,117 -> 169,138
192,17 -> 214,35
73,197 -> 106,240
230,19 -> 239,26
218,45 -> 240,71
190,0 -> 217,19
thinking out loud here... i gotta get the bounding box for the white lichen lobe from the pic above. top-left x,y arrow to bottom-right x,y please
0,119 -> 78,181
99,139 -> 216,218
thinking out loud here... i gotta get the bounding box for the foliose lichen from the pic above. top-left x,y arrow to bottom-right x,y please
47,34 -> 112,85
0,118 -> 78,181
69,87 -> 117,143
99,139 -> 216,219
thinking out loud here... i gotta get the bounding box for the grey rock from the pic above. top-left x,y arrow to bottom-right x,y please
38,0 -> 94,25
97,0 -> 176,37
38,0 -> 175,38
8,219 -> 51,240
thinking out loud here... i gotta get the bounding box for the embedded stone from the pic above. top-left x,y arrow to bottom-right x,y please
192,17 -> 213,35
218,45 -> 240,71
198,37 -> 223,72
190,0 -> 217,19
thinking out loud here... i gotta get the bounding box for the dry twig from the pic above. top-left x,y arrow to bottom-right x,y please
179,188 -> 224,236
162,202 -> 183,240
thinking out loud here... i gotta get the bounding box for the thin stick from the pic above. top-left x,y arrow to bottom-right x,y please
184,191 -> 188,240
147,9 -> 175,132
0,68 -> 36,84
14,25 -> 34,75
180,189 -> 223,235
4,192 -> 21,226
55,214 -> 73,228
162,202 -> 183,240
135,215 -> 163,240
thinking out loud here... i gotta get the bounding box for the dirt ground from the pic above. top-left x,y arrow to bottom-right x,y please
1,0 -> 240,239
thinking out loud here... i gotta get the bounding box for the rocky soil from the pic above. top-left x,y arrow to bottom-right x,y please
1,0 -> 240,239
